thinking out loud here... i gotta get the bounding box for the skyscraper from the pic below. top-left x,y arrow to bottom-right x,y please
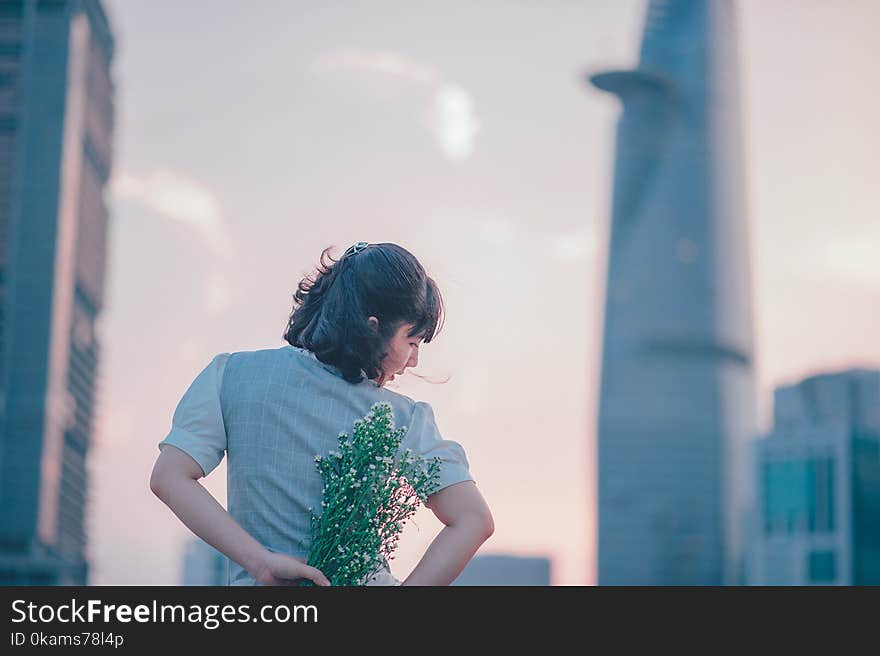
746,369 -> 880,585
0,0 -> 114,585
589,0 -> 756,584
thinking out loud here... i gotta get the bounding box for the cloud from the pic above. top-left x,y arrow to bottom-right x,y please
428,85 -> 481,161
820,236 -> 880,286
312,48 -> 481,161
477,218 -> 516,247
110,169 -> 239,314
204,272 -> 235,314
110,168 -> 234,259
312,48 -> 440,85
548,229 -> 599,261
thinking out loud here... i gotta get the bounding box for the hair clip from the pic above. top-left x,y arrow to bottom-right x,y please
346,241 -> 369,257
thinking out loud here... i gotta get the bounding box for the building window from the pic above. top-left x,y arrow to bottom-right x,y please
811,457 -> 834,533
808,550 -> 836,583
763,460 -> 809,534
763,456 -> 836,535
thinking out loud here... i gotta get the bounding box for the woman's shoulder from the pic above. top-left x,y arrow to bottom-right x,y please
212,345 -> 304,392
221,344 -> 306,369
372,390 -> 443,437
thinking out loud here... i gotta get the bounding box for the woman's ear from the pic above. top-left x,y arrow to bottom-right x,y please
367,316 -> 378,331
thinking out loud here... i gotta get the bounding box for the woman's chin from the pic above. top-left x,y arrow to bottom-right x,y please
377,371 -> 400,386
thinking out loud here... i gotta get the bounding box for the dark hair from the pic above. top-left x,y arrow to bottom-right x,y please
283,242 -> 445,384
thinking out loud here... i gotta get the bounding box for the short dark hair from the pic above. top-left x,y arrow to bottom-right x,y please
283,242 -> 444,384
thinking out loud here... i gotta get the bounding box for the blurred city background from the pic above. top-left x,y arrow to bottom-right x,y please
0,0 -> 877,585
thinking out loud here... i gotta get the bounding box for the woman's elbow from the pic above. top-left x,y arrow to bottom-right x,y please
150,445 -> 203,499
149,458 -> 176,500
149,465 -> 167,499
464,507 -> 494,542
480,510 -> 495,541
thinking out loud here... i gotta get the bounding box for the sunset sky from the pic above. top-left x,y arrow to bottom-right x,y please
90,0 -> 880,585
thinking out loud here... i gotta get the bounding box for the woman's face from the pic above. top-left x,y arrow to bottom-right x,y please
371,318 -> 422,386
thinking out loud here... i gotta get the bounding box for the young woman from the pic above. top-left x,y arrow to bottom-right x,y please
149,242 -> 494,585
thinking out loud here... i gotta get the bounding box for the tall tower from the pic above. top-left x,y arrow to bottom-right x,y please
0,0 -> 114,584
590,0 -> 756,584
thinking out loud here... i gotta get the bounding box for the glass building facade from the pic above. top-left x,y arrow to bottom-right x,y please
0,0 -> 114,585
746,369 -> 880,585
181,538 -> 228,587
452,554 -> 552,586
590,0 -> 757,584
762,457 -> 835,535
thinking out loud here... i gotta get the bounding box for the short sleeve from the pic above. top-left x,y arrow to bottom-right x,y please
158,353 -> 230,477
401,401 -> 474,491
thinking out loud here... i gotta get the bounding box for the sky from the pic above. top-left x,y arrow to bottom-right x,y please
88,0 -> 880,585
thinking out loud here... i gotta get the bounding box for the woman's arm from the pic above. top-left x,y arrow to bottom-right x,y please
401,480 -> 494,586
149,444 -> 329,586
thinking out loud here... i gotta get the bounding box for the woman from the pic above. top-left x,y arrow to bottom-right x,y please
149,242 -> 494,585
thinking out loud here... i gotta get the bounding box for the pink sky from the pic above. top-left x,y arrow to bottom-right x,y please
89,1 -> 880,585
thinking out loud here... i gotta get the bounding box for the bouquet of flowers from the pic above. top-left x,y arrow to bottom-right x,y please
305,402 -> 442,586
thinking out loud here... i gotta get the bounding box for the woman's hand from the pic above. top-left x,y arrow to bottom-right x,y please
249,550 -> 331,586
151,445 -> 331,587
